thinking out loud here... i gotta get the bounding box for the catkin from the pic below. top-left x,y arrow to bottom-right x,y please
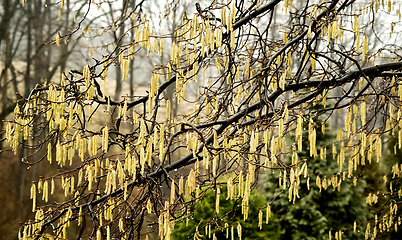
215,188 -> 220,214
147,198 -> 152,213
47,142 -> 52,164
170,180 -> 175,204
103,125 -> 108,153
237,223 -> 242,240
166,99 -> 171,121
43,180 -> 48,202
221,7 -> 226,26
30,183 -> 36,212
296,115 -> 303,151
363,35 -> 368,60
160,38 -> 164,56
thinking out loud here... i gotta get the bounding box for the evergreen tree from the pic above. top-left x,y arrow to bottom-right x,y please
371,135 -> 402,239
172,186 -> 282,240
264,117 -> 370,239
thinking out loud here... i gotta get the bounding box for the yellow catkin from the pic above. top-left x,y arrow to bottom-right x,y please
361,101 -> 366,126
227,175 -> 233,200
103,125 -> 108,153
362,35 -> 368,60
122,100 -> 128,121
43,180 -> 48,202
221,7 -> 226,26
374,135 -> 381,162
356,34 -> 361,52
258,210 -> 263,229
122,59 -> 129,81
345,107 -> 351,137
170,180 -> 175,204
316,175 -> 322,192
83,62 -> 90,84
30,183 -> 36,212
310,5 -> 317,19
77,207 -> 83,226
51,178 -> 55,195
309,118 -> 316,157
266,203 -> 271,224
153,38 -> 159,54
166,99 -> 171,121
296,115 -> 303,151
215,188 -> 220,214
147,198 -> 152,214
47,142 -> 52,164
160,38 -> 164,56
237,223 -> 242,240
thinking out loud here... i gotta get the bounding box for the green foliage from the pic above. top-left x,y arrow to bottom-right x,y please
172,186 -> 282,240
264,120 -> 370,240
373,135 -> 402,239
385,135 -> 402,167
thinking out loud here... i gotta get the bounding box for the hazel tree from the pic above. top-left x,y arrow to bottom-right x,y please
3,0 -> 402,239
